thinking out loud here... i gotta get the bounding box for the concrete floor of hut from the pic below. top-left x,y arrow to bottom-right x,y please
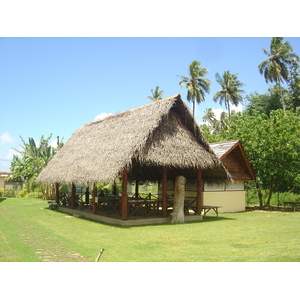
57,205 -> 203,226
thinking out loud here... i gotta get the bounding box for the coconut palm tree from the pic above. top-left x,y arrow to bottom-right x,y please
202,108 -> 216,126
147,86 -> 164,102
213,71 -> 245,120
178,60 -> 210,118
258,37 -> 300,111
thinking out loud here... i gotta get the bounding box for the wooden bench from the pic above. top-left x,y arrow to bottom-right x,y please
47,201 -> 58,210
283,202 -> 300,212
202,205 -> 221,219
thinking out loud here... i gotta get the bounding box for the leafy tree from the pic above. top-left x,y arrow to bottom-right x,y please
213,71 -> 245,120
287,62 -> 300,112
178,60 -> 210,118
225,110 -> 300,206
147,86 -> 164,102
10,134 -> 63,198
245,91 -> 282,116
258,37 -> 300,111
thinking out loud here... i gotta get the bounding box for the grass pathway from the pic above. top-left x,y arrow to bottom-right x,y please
0,202 -> 87,262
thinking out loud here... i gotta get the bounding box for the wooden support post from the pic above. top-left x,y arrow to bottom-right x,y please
121,167 -> 128,220
55,183 -> 59,204
135,179 -> 139,199
71,184 -> 76,209
85,186 -> 89,204
112,180 -> 117,196
92,183 -> 97,214
196,168 -> 203,215
162,166 -> 168,217
134,165 -> 139,198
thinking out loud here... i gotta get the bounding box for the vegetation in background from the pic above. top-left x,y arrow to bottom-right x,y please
9,134 -> 64,199
258,37 -> 300,111
213,71 -> 245,120
147,86 -> 164,102
199,37 -> 300,207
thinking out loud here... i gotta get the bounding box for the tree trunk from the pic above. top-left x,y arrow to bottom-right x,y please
171,176 -> 186,224
227,97 -> 231,121
192,99 -> 195,118
265,176 -> 275,207
254,178 -> 264,207
277,81 -> 286,112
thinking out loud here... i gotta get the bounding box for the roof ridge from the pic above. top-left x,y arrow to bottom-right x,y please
86,94 -> 180,127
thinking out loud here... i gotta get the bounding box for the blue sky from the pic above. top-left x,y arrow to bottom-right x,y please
1,37 -> 300,170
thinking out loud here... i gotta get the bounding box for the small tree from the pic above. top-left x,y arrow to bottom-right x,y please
10,134 -> 63,199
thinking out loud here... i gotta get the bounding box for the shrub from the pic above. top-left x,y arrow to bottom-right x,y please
25,192 -> 43,199
4,190 -> 16,197
0,188 -> 3,197
19,187 -> 28,198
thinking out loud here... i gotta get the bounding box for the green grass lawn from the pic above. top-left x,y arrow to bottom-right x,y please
1,197 -> 300,262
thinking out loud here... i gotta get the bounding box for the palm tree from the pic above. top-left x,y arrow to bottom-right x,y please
258,37 -> 300,111
147,86 -> 164,102
177,60 -> 210,118
213,71 -> 245,120
202,108 -> 216,126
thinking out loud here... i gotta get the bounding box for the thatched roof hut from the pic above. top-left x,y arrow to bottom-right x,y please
36,94 -> 230,186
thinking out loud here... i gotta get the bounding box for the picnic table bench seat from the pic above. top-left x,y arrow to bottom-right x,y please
47,200 -> 58,210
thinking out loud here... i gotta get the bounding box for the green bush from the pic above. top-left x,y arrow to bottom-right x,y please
25,192 -> 43,199
0,188 -> 3,197
19,187 -> 28,198
4,189 -> 16,197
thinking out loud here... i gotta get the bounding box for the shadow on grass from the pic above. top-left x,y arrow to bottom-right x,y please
77,214 -> 236,229
0,197 -> 7,204
201,216 -> 236,223
46,207 -> 236,229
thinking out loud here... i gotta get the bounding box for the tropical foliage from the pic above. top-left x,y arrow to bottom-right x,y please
202,107 -> 300,207
226,110 -> 300,206
258,37 -> 300,111
10,134 -> 64,199
213,71 -> 245,120
147,86 -> 164,102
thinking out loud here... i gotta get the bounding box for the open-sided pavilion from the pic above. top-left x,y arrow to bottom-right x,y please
37,94 -> 231,224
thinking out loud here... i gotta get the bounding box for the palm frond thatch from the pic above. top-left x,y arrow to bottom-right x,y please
36,94 -> 230,185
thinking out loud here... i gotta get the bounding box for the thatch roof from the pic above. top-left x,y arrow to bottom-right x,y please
36,94 -> 230,185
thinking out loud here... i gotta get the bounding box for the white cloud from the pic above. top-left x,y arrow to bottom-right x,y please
94,112 -> 113,121
231,102 -> 243,113
0,132 -> 15,145
51,139 -> 58,148
212,103 -> 244,120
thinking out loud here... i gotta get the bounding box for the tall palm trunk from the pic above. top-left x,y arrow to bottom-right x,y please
226,94 -> 231,120
277,80 -> 286,112
192,99 -> 196,118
